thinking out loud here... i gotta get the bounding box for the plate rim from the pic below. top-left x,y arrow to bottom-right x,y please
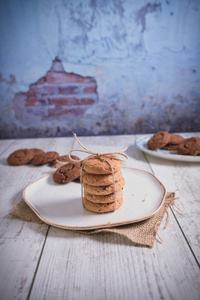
22,167 -> 167,230
135,135 -> 200,162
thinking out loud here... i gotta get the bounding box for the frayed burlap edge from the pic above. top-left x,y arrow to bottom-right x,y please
79,192 -> 176,248
9,192 -> 176,248
10,198 -> 44,224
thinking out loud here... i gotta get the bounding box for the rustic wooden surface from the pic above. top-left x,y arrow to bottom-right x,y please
0,134 -> 200,300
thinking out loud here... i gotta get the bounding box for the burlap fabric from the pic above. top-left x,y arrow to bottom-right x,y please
9,192 -> 176,248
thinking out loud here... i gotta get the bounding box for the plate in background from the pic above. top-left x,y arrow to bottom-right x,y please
136,135 -> 200,162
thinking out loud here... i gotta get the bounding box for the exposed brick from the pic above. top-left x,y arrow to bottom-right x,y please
48,107 -> 86,116
36,77 -> 46,84
48,108 -> 69,116
26,98 -> 40,106
28,85 -> 59,96
26,97 -> 49,106
13,57 -> 98,124
49,97 -> 95,106
83,85 -> 97,94
68,73 -> 95,84
59,86 -> 80,95
46,71 -> 96,84
46,72 -> 69,84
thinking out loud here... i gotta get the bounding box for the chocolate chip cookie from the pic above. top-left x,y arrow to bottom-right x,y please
32,151 -> 59,165
83,155 -> 122,174
82,197 -> 123,213
177,137 -> 200,155
7,149 -> 36,166
82,170 -> 122,186
147,131 -> 171,150
162,134 -> 185,150
84,189 -> 123,203
84,177 -> 125,195
53,162 -> 81,183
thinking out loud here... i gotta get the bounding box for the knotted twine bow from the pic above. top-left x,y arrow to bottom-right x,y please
68,133 -> 128,211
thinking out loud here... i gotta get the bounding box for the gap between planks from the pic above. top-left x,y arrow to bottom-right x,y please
143,152 -> 200,268
26,226 -> 50,300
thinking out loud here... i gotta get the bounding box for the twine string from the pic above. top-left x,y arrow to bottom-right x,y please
156,231 -> 163,244
156,193 -> 182,242
165,210 -> 170,228
165,196 -> 182,228
69,133 -> 128,212
68,133 -> 128,162
171,197 -> 183,215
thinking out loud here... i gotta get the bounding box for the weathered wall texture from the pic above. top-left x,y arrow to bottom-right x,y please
0,0 -> 200,138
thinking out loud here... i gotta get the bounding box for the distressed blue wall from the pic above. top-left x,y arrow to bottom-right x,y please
0,0 -> 200,138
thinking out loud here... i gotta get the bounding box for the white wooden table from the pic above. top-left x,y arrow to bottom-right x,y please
0,134 -> 200,300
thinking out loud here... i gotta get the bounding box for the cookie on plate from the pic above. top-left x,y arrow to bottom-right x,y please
82,170 -> 122,186
7,149 -> 36,166
31,148 -> 45,156
83,155 -> 122,174
147,131 -> 171,150
32,151 -> 59,165
84,177 -> 125,195
177,137 -> 200,156
84,189 -> 123,203
162,134 -> 184,150
82,197 -> 123,213
53,162 -> 81,183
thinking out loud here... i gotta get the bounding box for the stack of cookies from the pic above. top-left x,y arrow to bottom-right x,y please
82,155 -> 125,213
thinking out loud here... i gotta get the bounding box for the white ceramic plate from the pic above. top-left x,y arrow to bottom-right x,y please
136,135 -> 200,162
23,167 -> 166,230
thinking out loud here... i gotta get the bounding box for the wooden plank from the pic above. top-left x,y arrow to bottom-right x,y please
141,138 -> 200,264
0,139 -> 15,155
28,135 -> 200,300
29,220 -> 200,300
0,137 -> 74,300
0,222 -> 48,300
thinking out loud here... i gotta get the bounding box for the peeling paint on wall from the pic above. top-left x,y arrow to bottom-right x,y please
13,57 -> 98,127
0,74 -> 16,85
136,2 -> 161,33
